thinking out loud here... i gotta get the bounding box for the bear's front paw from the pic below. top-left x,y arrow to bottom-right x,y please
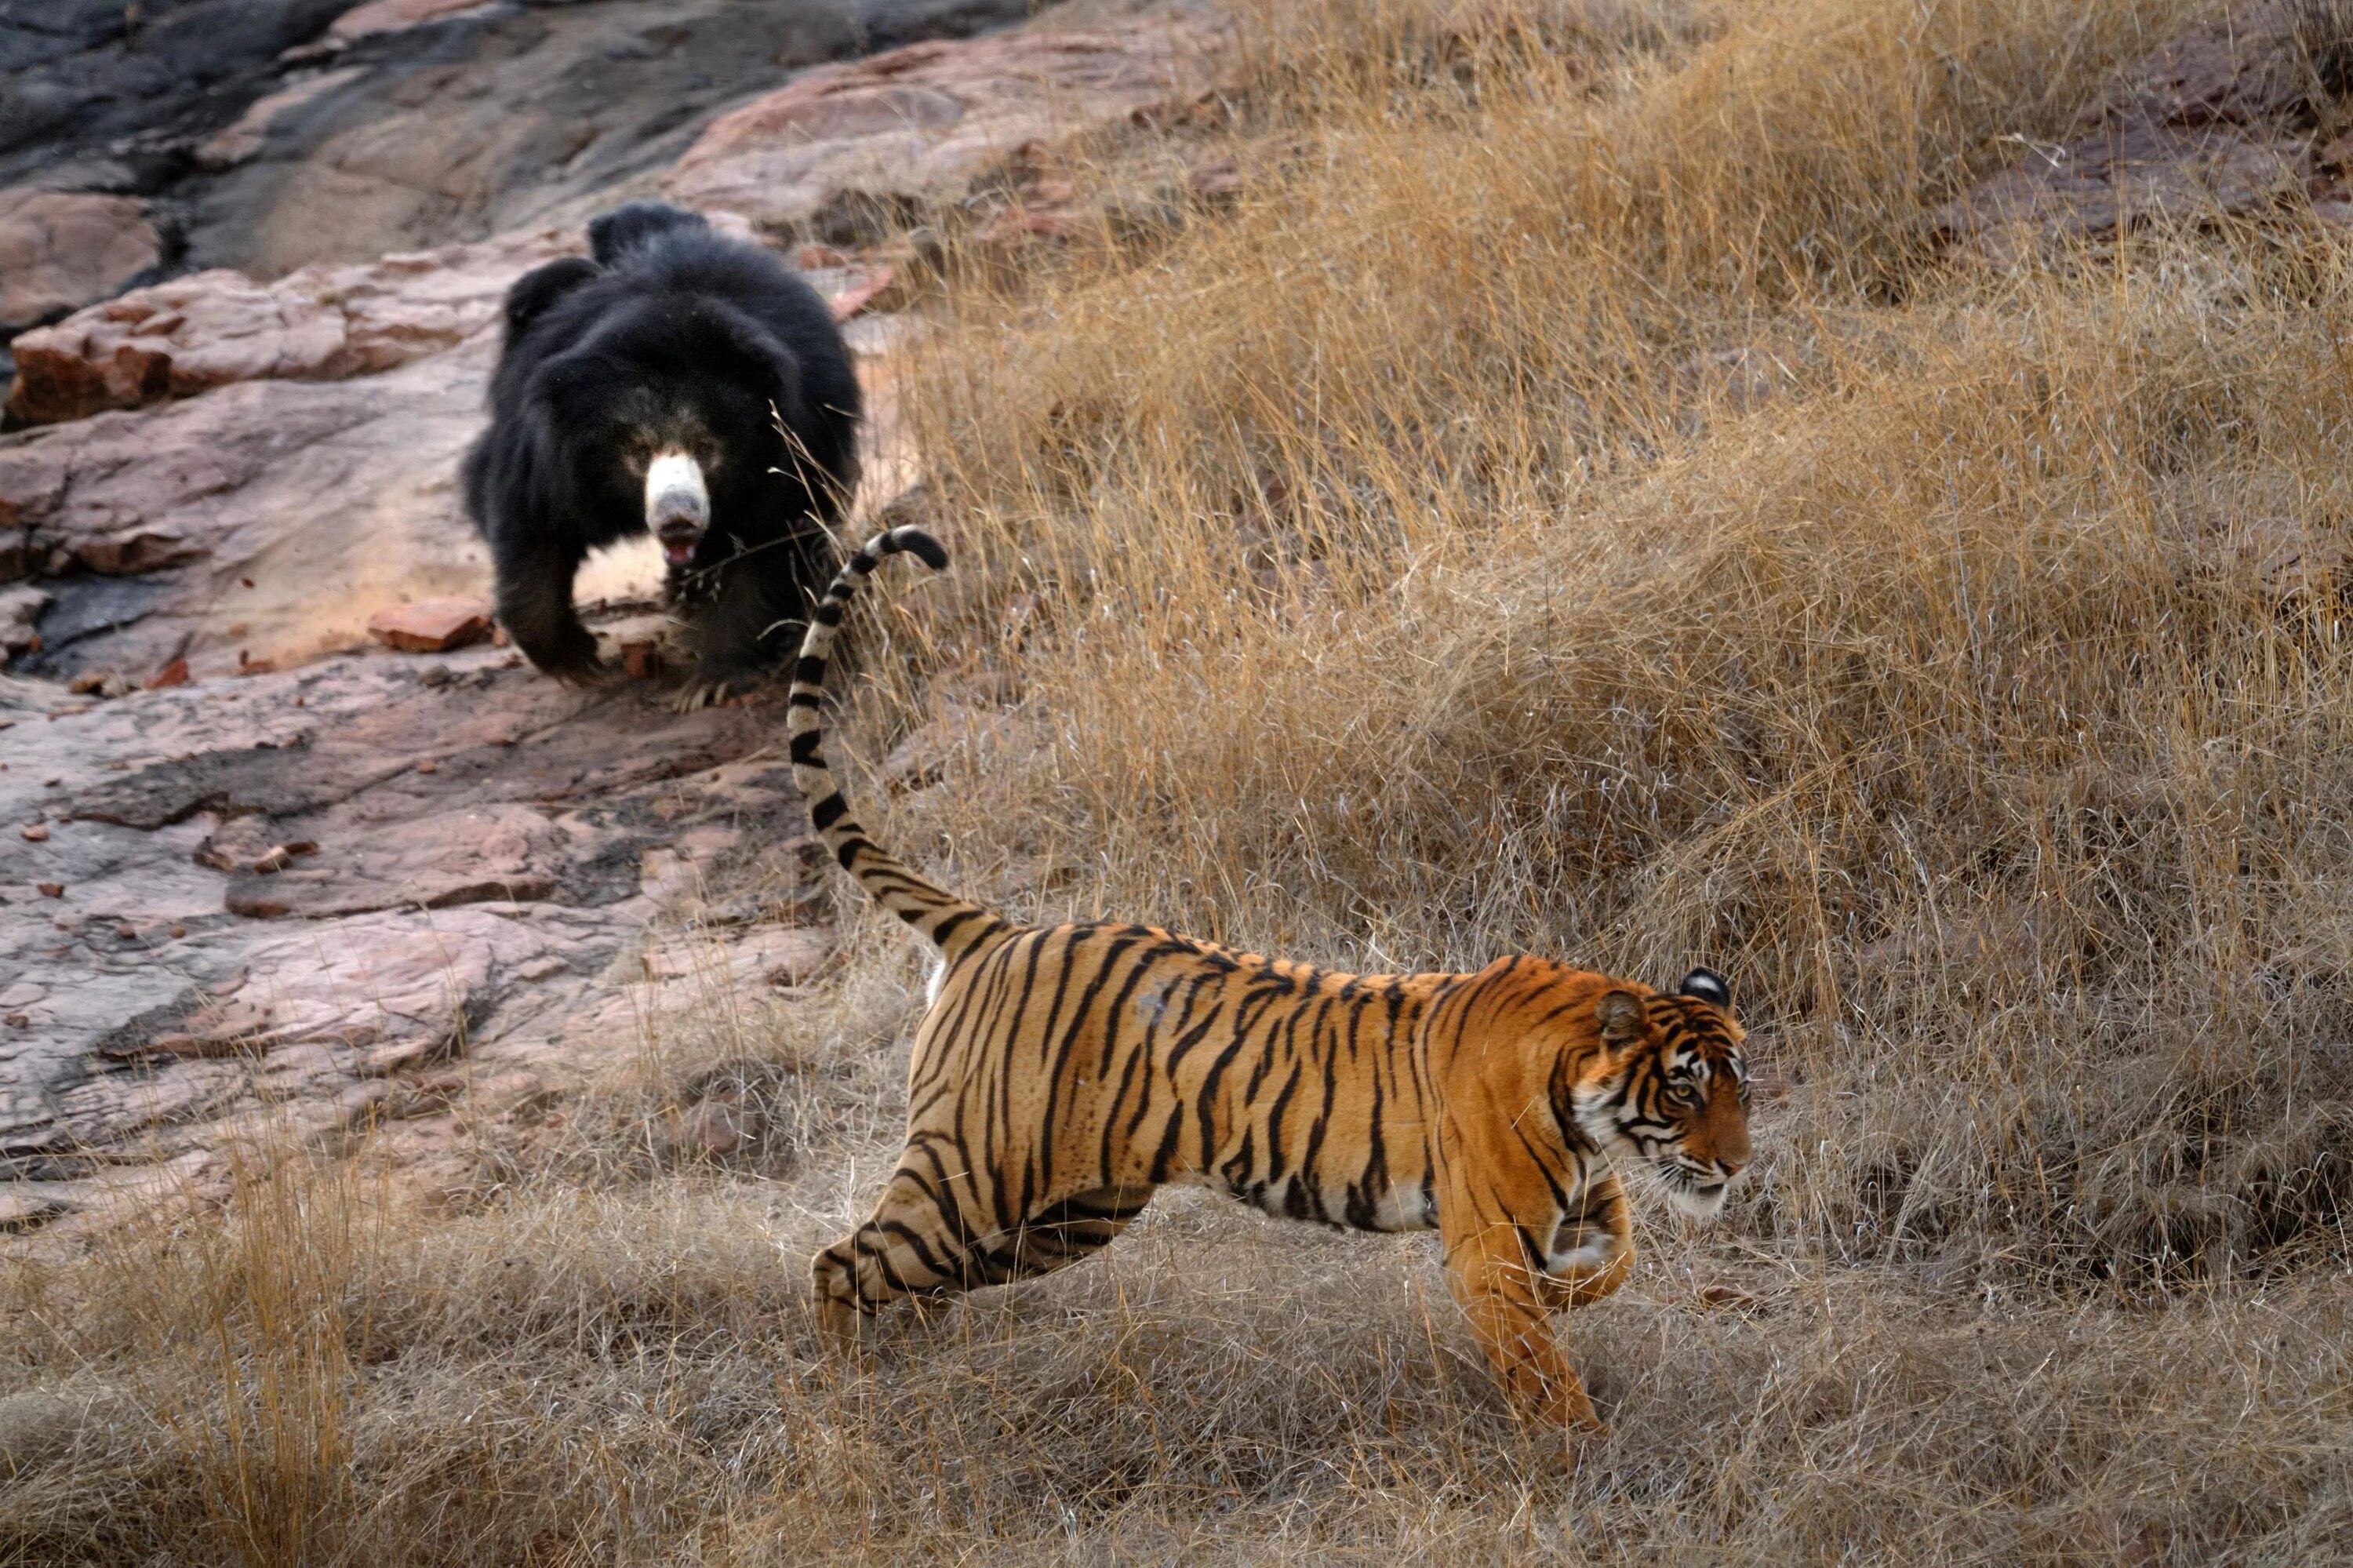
672,676 -> 734,712
674,662 -> 770,712
507,619 -> 609,686
551,656 -> 616,688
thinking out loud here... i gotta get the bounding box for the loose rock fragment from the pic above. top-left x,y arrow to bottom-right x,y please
368,597 -> 495,653
827,267 -> 895,322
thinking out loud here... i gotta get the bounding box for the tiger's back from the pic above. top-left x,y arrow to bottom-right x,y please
904,920 -> 1455,1240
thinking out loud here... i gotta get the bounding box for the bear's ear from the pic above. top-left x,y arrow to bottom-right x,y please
503,256 -> 601,336
1595,989 -> 1648,1047
588,201 -> 707,264
1678,968 -> 1731,1013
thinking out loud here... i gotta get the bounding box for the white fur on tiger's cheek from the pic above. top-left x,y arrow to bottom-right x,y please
1568,1084 -> 1643,1160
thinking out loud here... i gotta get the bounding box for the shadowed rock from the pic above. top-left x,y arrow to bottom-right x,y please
1933,1 -> 2345,264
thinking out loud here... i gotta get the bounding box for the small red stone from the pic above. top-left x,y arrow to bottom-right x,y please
368,597 -> 494,653
827,265 -> 895,322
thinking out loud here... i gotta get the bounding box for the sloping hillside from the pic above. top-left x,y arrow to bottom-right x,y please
7,0 -> 2353,1562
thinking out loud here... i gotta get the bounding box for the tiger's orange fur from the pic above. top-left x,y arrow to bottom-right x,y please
790,529 -> 1753,1428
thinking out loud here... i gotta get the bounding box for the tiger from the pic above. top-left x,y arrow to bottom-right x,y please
789,526 -> 1754,1430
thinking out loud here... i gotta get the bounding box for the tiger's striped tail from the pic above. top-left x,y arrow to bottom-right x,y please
787,528 -> 1001,958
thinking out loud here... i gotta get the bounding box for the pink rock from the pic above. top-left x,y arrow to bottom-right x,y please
664,24 -> 1235,233
0,190 -> 162,332
106,997 -> 277,1059
222,806 -> 562,919
5,227 -> 575,426
0,341 -> 500,669
368,596 -> 493,652
0,634 -> 820,1218
329,0 -> 498,41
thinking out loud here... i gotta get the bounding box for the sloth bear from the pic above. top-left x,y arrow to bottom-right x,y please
462,202 -> 860,708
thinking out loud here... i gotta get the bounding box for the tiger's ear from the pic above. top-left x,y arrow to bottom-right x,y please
1678,968 -> 1731,1013
1595,989 -> 1647,1046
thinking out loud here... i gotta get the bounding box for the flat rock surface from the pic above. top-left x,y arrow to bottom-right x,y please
0,189 -> 163,334
0,330 -> 515,678
0,638 -> 821,1214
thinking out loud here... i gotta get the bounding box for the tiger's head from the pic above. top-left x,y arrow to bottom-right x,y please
1566,968 -> 1752,1218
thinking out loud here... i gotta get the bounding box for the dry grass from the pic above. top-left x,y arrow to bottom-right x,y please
9,0 -> 2353,1560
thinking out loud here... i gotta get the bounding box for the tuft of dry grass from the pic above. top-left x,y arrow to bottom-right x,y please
9,0 -> 2353,1560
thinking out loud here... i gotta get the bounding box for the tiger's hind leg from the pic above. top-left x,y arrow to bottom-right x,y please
982,1185 -> 1155,1285
812,1162 -> 984,1341
812,1177 -> 1154,1339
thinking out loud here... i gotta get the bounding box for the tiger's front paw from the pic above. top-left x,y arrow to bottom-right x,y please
1531,1421 -> 1606,1479
1514,1373 -> 1606,1434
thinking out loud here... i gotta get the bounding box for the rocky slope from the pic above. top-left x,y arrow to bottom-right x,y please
0,0 -> 1229,1231
0,0 -> 1043,375
8,0 -> 2341,1239
0,641 -> 831,1228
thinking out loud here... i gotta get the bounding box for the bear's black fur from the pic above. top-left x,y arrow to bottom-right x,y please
462,202 -> 860,704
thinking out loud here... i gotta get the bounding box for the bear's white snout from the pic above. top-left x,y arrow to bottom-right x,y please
646,451 -> 709,566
